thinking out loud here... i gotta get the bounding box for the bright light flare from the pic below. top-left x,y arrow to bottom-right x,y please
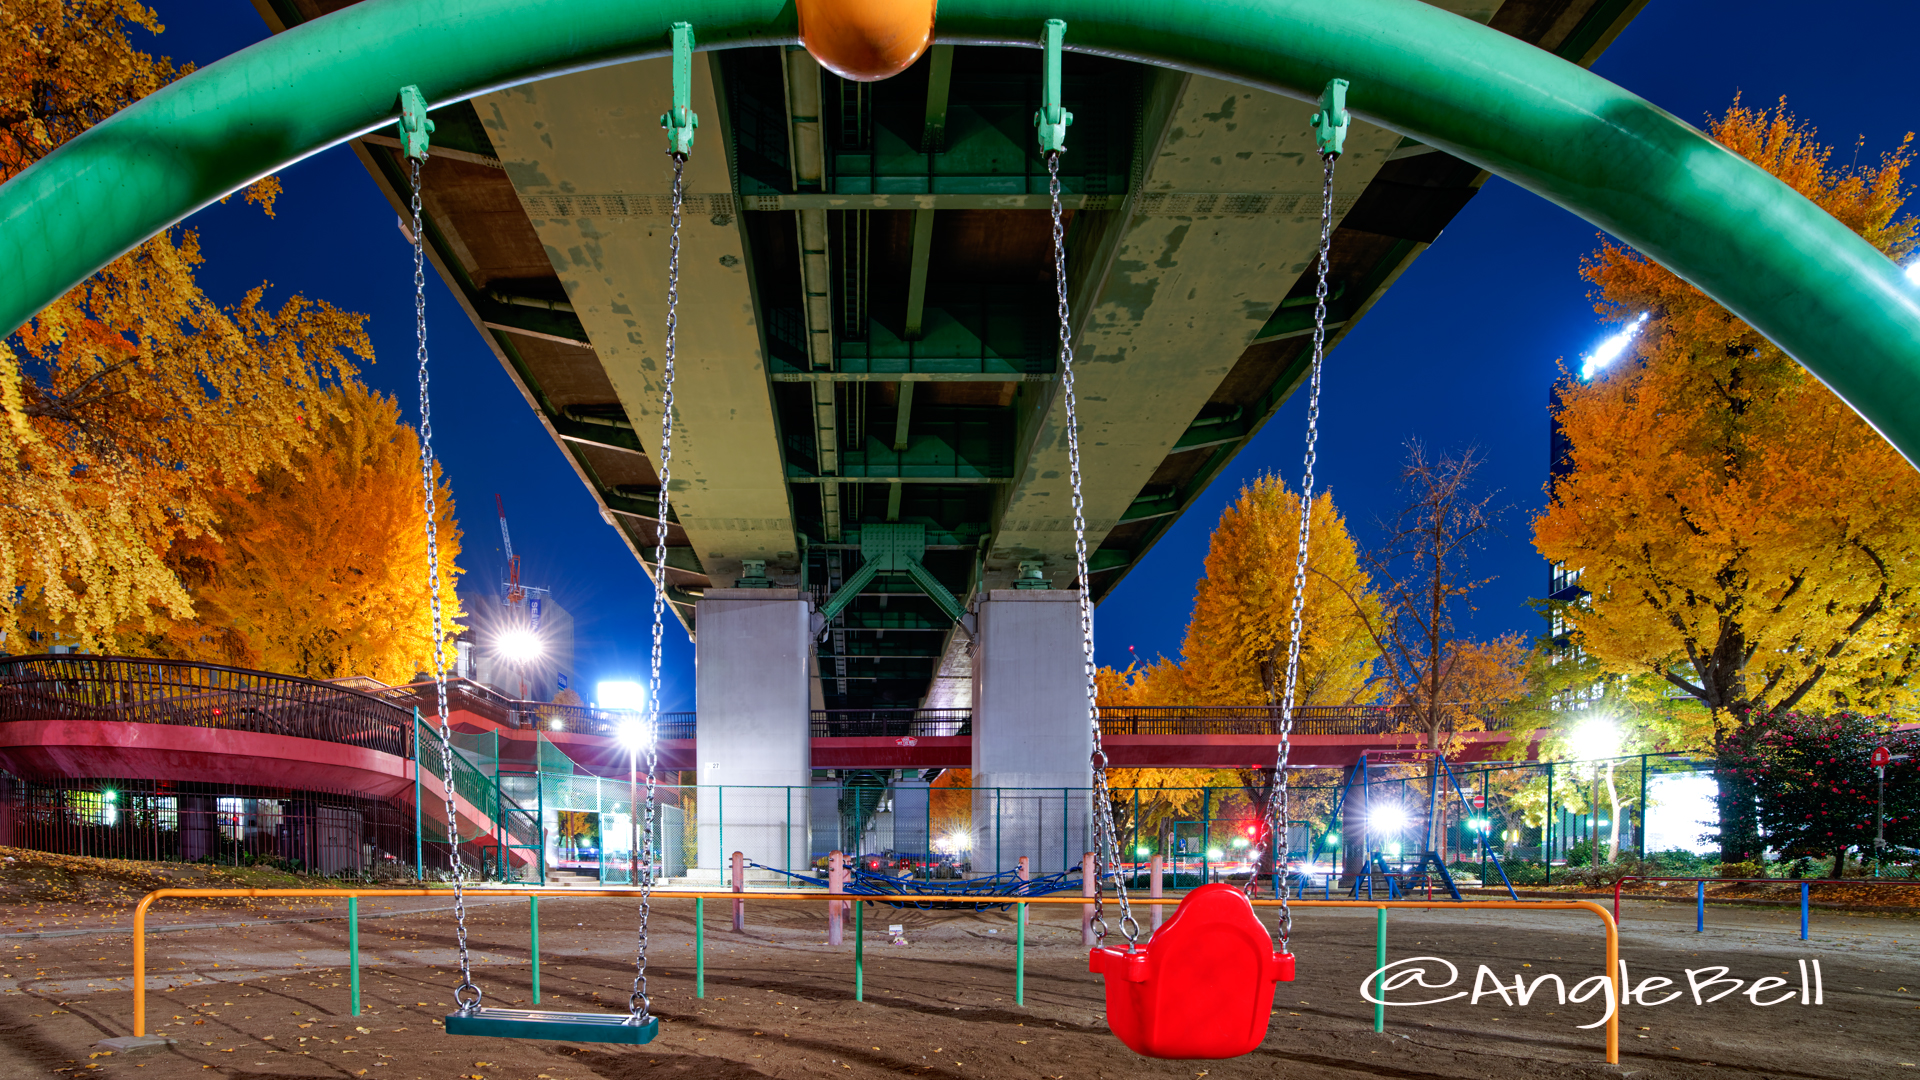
1908,260 -> 1920,286
1369,804 -> 1409,835
616,716 -> 653,751
1205,848 -> 1225,861
496,627 -> 543,661
1570,714 -> 1621,761
1579,311 -> 1650,381
597,680 -> 648,711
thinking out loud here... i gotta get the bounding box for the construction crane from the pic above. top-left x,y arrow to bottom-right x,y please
496,494 -> 526,606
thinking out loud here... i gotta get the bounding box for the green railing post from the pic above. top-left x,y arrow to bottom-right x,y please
413,711 -> 424,878
695,896 -> 706,998
1544,768 -> 1554,887
1638,754 -> 1649,862
853,898 -> 865,1002
994,788 -> 1001,873
1015,901 -> 1026,1006
786,786 -> 793,876
529,895 -> 540,1004
348,896 -> 361,1016
718,786 -> 724,865
1373,907 -> 1386,1033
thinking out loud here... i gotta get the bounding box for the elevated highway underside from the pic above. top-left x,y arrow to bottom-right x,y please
258,0 -> 1648,713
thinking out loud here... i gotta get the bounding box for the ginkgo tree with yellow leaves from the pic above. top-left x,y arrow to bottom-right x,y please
146,382 -> 464,684
1093,474 -> 1383,864
1,0 -> 361,650
1,1 -> 463,684
1535,98 -> 1920,861
1179,474 -> 1385,709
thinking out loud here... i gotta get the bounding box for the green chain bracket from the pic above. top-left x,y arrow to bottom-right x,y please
397,84 -> 434,160
1034,19 -> 1072,153
660,22 -> 699,156
1312,77 -> 1349,157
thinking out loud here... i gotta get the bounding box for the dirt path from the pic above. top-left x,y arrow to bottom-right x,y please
1,892 -> 1916,1080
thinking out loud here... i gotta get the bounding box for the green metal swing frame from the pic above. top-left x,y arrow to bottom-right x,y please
3,0 -> 1918,465
5,0 -> 1918,1044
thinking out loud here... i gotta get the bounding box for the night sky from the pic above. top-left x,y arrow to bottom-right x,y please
142,2 -> 1920,709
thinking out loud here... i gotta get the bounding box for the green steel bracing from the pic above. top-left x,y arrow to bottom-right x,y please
3,1 -> 1918,462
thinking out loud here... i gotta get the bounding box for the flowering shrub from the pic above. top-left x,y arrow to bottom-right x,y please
1719,710 -> 1920,873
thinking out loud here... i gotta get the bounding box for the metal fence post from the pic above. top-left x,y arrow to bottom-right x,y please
413,711 -> 423,878
695,896 -> 706,997
854,896 -> 865,1001
1015,900 -> 1027,1005
529,895 -> 540,1004
1017,856 -> 1030,931
1637,754 -> 1649,861
1800,882 -> 1809,941
1545,768 -> 1554,886
1150,854 -> 1164,933
1696,879 -> 1706,932
828,851 -> 846,945
1063,788 -> 1071,874
1373,907 -> 1386,1033
349,895 -> 360,1014
1080,851 -> 1096,947
731,851 -> 745,932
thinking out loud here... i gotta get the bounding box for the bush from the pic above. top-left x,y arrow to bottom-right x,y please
1717,860 -> 1765,880
1646,848 -> 1715,876
1499,859 -> 1549,886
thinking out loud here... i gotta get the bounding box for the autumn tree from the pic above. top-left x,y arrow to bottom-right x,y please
0,1 -> 358,650
1329,444 -> 1528,754
1535,99 -> 1920,860
141,382 -> 463,684
1180,475 -> 1383,709
1095,475 -> 1384,873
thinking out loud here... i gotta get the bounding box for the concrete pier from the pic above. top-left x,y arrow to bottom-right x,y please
969,589 -> 1093,873
693,588 -> 812,875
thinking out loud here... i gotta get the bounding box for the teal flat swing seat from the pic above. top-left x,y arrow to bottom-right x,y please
445,1008 -> 660,1044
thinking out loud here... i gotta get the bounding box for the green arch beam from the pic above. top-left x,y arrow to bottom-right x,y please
4,0 -> 1918,461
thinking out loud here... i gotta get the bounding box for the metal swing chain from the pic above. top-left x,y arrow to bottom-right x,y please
410,155 -> 479,1010
630,151 -> 684,1022
1255,149 -> 1339,954
1049,150 -> 1138,949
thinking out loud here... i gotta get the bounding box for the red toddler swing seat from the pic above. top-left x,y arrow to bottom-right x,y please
1088,884 -> 1295,1059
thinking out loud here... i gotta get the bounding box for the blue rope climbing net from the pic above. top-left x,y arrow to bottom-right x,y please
744,859 -> 1090,911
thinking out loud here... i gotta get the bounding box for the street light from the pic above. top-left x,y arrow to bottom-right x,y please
1569,715 -> 1620,761
616,716 -> 653,752
497,627 -> 543,661
1569,714 -> 1622,866
597,680 -> 647,712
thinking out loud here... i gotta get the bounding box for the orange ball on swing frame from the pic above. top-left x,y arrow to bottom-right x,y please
797,0 -> 938,82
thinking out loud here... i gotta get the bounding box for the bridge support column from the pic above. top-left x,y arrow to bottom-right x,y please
694,589 -> 811,878
970,590 -> 1092,875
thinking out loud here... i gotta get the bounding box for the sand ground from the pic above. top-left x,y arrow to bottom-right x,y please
2,884 -> 1916,1080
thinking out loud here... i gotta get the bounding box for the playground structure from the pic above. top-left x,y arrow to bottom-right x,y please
7,0 -> 1918,1061
119,885 -> 1625,1062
